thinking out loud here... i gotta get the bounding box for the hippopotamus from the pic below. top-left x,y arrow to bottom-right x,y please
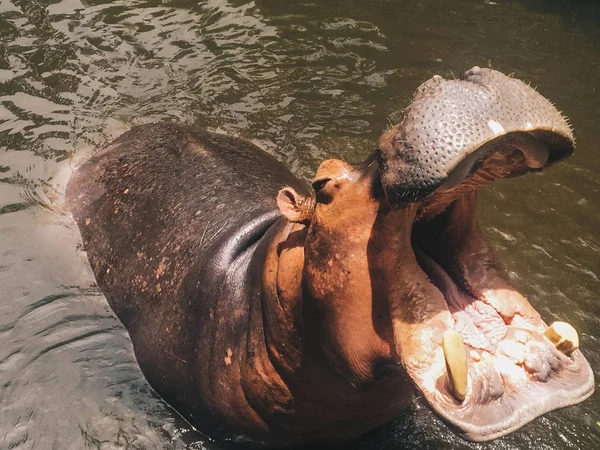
65,67 -> 594,448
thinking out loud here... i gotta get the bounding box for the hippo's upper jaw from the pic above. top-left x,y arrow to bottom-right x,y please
379,67 -> 594,441
378,66 -> 574,208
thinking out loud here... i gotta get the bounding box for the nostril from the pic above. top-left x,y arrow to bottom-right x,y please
461,66 -> 482,81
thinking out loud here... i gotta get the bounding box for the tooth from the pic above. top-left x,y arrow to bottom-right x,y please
495,355 -> 528,382
497,340 -> 525,364
442,330 -> 468,401
543,321 -> 579,354
515,330 -> 528,343
481,351 -> 493,362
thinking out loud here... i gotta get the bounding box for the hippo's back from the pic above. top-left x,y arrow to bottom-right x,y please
66,122 -> 306,357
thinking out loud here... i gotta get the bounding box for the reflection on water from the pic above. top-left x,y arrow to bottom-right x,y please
0,0 -> 598,449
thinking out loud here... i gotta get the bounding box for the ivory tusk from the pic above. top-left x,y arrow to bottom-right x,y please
543,321 -> 579,354
442,330 -> 468,401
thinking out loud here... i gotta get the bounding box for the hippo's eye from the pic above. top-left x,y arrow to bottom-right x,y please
312,177 -> 331,193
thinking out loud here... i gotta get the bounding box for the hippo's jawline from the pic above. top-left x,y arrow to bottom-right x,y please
393,159 -> 594,441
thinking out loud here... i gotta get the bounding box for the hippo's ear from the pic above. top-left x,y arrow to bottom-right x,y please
277,187 -> 314,224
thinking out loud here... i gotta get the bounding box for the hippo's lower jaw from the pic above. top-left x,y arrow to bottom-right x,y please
392,164 -> 594,442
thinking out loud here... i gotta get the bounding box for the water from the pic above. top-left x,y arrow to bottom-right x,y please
0,0 -> 598,448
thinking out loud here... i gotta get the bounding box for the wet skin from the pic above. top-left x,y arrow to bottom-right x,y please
65,68 -> 594,448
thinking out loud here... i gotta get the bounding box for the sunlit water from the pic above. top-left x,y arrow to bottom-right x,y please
0,0 -> 599,449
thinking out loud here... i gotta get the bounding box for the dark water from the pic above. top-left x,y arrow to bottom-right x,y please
0,0 -> 599,448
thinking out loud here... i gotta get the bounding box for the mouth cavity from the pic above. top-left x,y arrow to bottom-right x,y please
398,149 -> 594,441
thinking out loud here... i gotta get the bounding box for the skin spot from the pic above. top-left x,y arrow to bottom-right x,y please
123,188 -> 129,194
134,275 -> 148,291
156,257 -> 168,279
189,140 -> 208,155
85,218 -> 91,225
224,348 -> 233,366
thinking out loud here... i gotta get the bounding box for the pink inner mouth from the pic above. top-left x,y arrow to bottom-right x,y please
400,189 -> 594,443
415,245 -> 507,353
401,146 -> 574,389
413,241 -> 574,389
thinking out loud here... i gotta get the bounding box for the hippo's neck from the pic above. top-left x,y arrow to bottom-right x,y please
259,221 -> 307,371
240,218 -> 411,444
238,219 -> 305,416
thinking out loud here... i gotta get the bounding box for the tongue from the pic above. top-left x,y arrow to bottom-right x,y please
414,245 -> 507,352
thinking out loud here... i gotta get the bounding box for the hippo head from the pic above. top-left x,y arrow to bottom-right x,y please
277,67 -> 594,441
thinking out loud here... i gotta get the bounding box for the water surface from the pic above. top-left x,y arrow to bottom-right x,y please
0,0 -> 599,449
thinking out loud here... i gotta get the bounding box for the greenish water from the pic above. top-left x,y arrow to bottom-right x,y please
0,0 -> 598,449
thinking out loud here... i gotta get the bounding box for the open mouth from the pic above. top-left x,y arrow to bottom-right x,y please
393,137 -> 594,442
374,66 -> 594,441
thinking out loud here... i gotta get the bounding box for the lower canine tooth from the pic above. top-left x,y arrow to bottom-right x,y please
543,321 -> 579,354
442,330 -> 468,401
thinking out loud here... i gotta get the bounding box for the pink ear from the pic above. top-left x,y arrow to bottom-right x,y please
277,187 -> 312,223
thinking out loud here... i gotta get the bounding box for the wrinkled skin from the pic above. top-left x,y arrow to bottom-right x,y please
66,67 -> 593,448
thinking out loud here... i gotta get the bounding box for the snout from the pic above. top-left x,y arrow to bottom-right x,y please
377,66 -> 574,207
